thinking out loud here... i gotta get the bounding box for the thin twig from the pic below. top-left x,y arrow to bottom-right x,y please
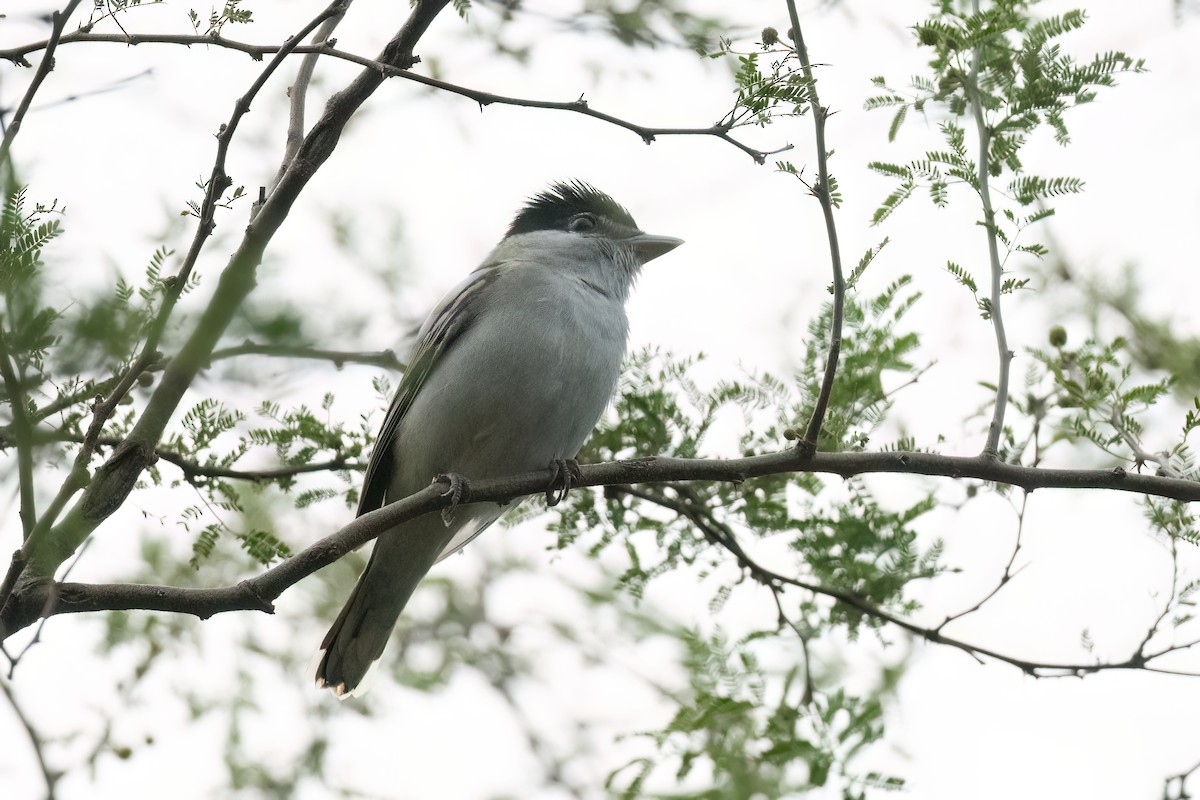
1137,536 -> 1181,659
0,31 -> 786,164
970,0 -> 1014,458
267,4 -> 353,197
1164,756 -> 1200,800
768,582 -> 814,704
208,341 -> 404,370
0,330 -> 37,537
0,678 -> 58,798
1110,403 -> 1180,478
785,0 -> 847,454
636,485 -> 1196,678
139,446 -> 358,482
0,0 -> 86,166
936,488 -> 1031,631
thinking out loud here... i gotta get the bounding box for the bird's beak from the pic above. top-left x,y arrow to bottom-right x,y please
628,233 -> 684,264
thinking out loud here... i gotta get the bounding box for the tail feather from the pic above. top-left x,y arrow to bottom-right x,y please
314,515 -> 451,697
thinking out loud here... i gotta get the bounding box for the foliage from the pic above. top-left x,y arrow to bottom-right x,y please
3,1 -> 1197,799
864,0 -> 1143,268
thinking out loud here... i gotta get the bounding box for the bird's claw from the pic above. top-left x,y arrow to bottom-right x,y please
545,458 -> 583,507
435,472 -> 468,525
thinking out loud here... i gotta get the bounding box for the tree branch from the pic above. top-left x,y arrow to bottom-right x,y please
0,30 -> 786,164
971,0 -> 1014,458
785,1 -> 847,454
0,330 -> 37,537
268,3 -> 353,196
207,341 -> 404,371
147,448 -> 358,483
10,2 -> 350,584
0,678 -> 58,798
13,0 -> 450,583
615,482 -> 1192,678
0,0 -> 86,166
4,447 -> 1200,639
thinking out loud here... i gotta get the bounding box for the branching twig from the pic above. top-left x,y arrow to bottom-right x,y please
785,1 -> 847,454
1164,756 -> 1200,800
1137,536 -> 1182,659
268,3 -> 353,196
0,0 -> 86,166
616,482 -> 1197,679
1110,404 -> 1180,478
936,488 -> 1031,631
0,30 -> 785,164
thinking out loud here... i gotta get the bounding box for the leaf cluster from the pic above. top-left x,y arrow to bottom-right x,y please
866,1 -> 1142,286
609,631 -> 901,799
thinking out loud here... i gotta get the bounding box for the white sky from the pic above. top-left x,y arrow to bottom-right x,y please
3,0 -> 1200,798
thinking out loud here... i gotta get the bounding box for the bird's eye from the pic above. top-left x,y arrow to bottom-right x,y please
569,214 -> 597,233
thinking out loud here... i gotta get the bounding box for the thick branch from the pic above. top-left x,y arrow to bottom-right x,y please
786,2 -> 846,453
14,0 -> 450,581
4,447 -> 1200,638
11,3 -> 348,581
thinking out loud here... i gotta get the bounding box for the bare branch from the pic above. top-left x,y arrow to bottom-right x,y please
785,2 -> 847,454
615,483 -> 1194,678
269,3 -> 354,195
148,448 -> 359,483
208,341 -> 404,371
0,330 -> 37,537
5,447 -> 1200,640
0,30 -> 785,164
0,678 -> 58,798
0,0 -> 86,165
936,488 -> 1030,631
1164,757 -> 1200,800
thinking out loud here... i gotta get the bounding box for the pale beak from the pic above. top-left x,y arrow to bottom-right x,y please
628,233 -> 684,264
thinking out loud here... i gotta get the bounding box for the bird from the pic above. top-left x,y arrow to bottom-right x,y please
314,181 -> 683,696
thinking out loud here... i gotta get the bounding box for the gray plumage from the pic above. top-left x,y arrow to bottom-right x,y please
315,182 -> 682,696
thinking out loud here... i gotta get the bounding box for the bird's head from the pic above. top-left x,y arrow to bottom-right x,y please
506,180 -> 683,269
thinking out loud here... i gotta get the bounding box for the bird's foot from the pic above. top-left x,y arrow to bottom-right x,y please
435,472 -> 469,525
545,458 -> 583,507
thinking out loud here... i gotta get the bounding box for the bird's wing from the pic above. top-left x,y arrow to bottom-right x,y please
355,264 -> 502,518
433,504 -> 509,563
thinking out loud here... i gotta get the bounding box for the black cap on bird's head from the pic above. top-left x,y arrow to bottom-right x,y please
506,180 -> 684,264
506,180 -> 639,238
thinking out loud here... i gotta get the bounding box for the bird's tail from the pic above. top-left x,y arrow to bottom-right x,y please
314,516 -> 450,698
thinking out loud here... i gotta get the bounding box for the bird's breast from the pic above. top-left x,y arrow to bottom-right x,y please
392,269 -> 628,488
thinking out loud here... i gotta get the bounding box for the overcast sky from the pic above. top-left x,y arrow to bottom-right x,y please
3,0 -> 1200,798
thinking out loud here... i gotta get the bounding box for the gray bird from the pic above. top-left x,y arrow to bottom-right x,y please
315,181 -> 683,696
